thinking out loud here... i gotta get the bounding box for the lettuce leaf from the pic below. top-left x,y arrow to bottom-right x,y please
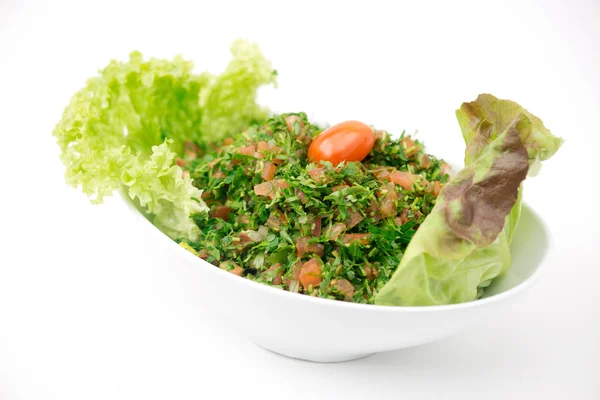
504,185 -> 523,245
456,94 -> 564,175
375,95 -> 562,306
54,40 -> 275,240
200,40 -> 277,139
120,141 -> 207,240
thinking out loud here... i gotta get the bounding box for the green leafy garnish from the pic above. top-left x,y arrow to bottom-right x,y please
53,40 -> 276,240
375,94 -> 562,306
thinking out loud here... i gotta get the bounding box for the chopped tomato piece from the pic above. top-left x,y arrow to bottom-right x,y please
379,183 -> 398,218
296,237 -> 325,257
342,233 -> 371,246
261,161 -> 277,181
400,136 -> 418,158
394,209 -> 409,226
223,137 -> 234,146
295,188 -> 308,204
284,260 -> 303,288
262,263 -> 283,285
327,223 -> 346,241
331,279 -> 354,301
364,264 -> 379,280
373,167 -> 395,182
420,154 -> 431,169
256,141 -> 270,155
432,181 -> 442,196
285,115 -> 310,144
175,158 -> 186,167
270,145 -> 284,165
236,215 -> 250,225
311,216 -> 322,237
389,170 -> 414,191
197,249 -> 210,261
254,179 -> 290,199
331,184 -> 349,192
238,144 -> 256,156
219,261 -> 243,276
308,167 -> 326,183
266,210 -> 288,232
209,206 -> 232,220
367,199 -> 382,222
346,209 -> 364,229
238,232 -> 254,244
285,115 -> 304,134
441,163 -> 451,176
299,259 -> 322,288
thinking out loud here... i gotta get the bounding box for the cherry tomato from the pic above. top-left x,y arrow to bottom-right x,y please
307,121 -> 375,166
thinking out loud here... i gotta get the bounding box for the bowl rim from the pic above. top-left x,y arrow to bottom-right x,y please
120,192 -> 551,313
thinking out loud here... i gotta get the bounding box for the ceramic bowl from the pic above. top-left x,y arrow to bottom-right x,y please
121,191 -> 550,363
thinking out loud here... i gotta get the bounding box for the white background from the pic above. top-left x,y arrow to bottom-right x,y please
1,0 -> 599,399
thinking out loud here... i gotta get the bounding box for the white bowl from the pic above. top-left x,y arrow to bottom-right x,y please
121,194 -> 549,363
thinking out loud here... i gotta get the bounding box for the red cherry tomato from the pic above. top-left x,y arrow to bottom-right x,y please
307,121 -> 375,166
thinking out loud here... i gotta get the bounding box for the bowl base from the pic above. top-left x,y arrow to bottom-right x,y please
256,344 -> 374,363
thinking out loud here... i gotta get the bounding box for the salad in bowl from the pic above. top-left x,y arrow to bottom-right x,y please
53,40 -> 562,361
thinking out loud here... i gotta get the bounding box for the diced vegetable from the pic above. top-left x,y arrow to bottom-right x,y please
266,210 -> 287,231
331,279 -> 354,301
379,183 -> 398,218
389,170 -> 414,191
342,233 -> 371,246
262,263 -> 283,285
296,237 -> 325,257
299,259 -> 322,288
420,154 -> 431,169
326,223 -> 346,241
311,216 -> 322,237
209,206 -> 232,220
254,179 -> 290,198
238,144 -> 256,156
308,167 -> 326,183
220,261 -> 244,276
400,136 -> 418,158
261,161 -> 277,181
345,209 -> 364,229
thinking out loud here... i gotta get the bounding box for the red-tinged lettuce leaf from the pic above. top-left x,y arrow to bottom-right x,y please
457,94 -> 562,243
375,95 -> 562,306
456,93 -> 563,175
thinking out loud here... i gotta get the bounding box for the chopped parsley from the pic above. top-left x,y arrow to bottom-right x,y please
178,113 -> 450,304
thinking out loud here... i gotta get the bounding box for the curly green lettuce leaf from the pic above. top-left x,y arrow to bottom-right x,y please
54,51 -> 210,203
375,96 -> 562,306
53,41 -> 275,240
121,141 -> 208,240
200,40 -> 277,140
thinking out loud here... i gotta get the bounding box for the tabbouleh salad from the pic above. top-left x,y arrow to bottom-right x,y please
178,113 -> 450,303
53,40 -> 562,306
